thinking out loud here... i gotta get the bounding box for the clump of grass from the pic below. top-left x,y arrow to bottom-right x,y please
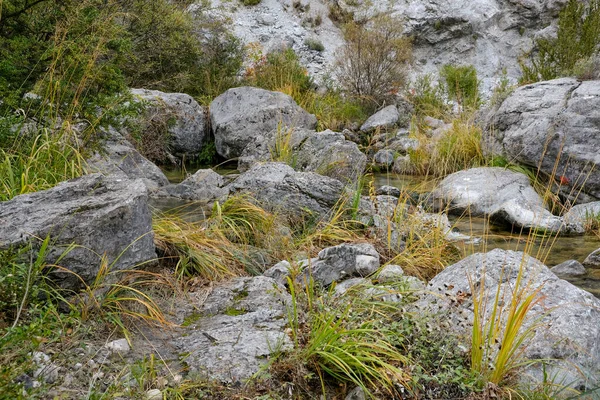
269,124 -> 297,167
469,261 -> 545,386
407,73 -> 450,120
304,38 -> 325,52
440,64 -> 480,109
429,119 -> 485,176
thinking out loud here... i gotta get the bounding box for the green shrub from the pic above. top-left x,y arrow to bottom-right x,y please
408,74 -> 450,119
440,64 -> 480,108
335,15 -> 412,108
245,48 -> 314,94
304,38 -> 325,52
520,0 -> 600,83
241,0 -> 261,5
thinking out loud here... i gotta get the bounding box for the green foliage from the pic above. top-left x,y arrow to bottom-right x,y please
335,15 -> 412,108
440,64 -> 480,108
407,74 -> 450,119
241,0 -> 262,5
520,0 -> 600,83
304,38 -> 325,52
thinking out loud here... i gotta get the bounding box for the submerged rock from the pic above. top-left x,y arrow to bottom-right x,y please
172,276 -> 291,384
583,248 -> 600,269
0,174 -> 156,289
210,87 -> 317,159
421,249 -> 600,389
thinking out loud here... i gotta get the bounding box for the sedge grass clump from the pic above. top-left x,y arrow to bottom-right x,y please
440,64 -> 480,109
469,261 -> 545,386
428,119 -> 485,176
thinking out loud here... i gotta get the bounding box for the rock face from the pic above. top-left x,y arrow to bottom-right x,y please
432,167 -> 565,233
156,169 -> 230,202
86,128 -> 169,192
360,105 -> 400,132
486,79 -> 600,201
227,162 -> 345,218
210,87 -> 317,159
0,174 -> 156,289
240,129 -> 366,183
173,276 -> 291,383
301,242 -> 381,286
131,89 -> 208,158
421,249 -> 600,389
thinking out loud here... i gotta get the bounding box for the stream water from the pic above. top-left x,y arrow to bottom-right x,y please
153,167 -> 600,297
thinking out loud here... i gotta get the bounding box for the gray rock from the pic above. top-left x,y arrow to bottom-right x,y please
131,89 -> 208,158
173,276 -> 291,383
375,185 -> 401,198
432,167 -> 565,233
423,116 -> 445,129
583,248 -> 600,268
373,150 -> 395,167
388,137 -> 419,155
551,260 -> 587,277
86,128 -> 169,192
377,264 -> 404,283
345,386 -> 366,400
105,339 -> 131,355
392,155 -> 412,174
486,79 -> 600,201
334,277 -> 371,296
563,201 -> 600,234
305,243 -> 380,286
31,352 -> 60,384
360,105 -> 400,132
210,87 -> 317,159
263,260 -> 292,287
157,169 -> 229,202
0,174 -> 156,289
240,128 -> 366,184
227,162 -> 345,218
421,249 -> 600,389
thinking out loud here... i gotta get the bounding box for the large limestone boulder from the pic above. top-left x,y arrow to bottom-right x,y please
210,87 -> 317,159
227,162 -> 345,218
172,276 -> 291,384
420,249 -> 600,389
155,169 -> 230,203
86,128 -> 169,192
131,89 -> 208,159
239,128 -> 367,183
432,167 -> 566,233
0,174 -> 156,289
486,78 -> 600,201
360,105 -> 400,132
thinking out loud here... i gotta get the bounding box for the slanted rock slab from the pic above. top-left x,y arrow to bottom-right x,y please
0,174 -> 156,289
172,276 -> 291,384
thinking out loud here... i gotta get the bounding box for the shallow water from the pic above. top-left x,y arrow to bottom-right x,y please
374,172 -> 600,297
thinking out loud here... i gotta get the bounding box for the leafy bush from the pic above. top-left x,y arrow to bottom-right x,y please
304,38 -> 325,52
520,0 -> 600,83
408,74 -> 450,119
440,64 -> 480,108
241,0 -> 261,5
334,15 -> 412,108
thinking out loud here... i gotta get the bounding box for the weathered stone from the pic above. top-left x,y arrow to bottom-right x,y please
157,169 -> 229,202
334,277 -> 371,296
375,185 -> 401,198
240,128 -> 366,184
551,260 -> 587,277
105,339 -> 131,355
263,260 -> 292,287
373,149 -> 395,167
227,162 -> 345,218
563,201 -> 600,234
131,89 -> 208,158
421,249 -> 600,389
432,167 -> 565,233
172,276 -> 291,383
360,105 -> 400,132
0,174 -> 156,289
486,79 -> 600,201
304,243 -> 380,286
583,248 -> 600,269
86,128 -> 169,192
377,264 -> 405,283
210,87 -> 317,159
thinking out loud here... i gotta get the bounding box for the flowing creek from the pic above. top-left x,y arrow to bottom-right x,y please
152,167 -> 600,297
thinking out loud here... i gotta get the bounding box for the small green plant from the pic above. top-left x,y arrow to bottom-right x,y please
520,0 -> 600,83
490,69 -> 515,106
304,38 -> 325,52
440,64 -> 480,108
241,0 -> 261,5
470,263 -> 545,386
408,74 -> 449,119
269,125 -> 297,167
